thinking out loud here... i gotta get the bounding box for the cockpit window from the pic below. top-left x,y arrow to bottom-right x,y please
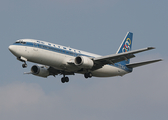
15,41 -> 26,44
21,41 -> 26,44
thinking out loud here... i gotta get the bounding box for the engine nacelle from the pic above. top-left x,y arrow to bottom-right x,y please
74,56 -> 94,69
31,65 -> 49,78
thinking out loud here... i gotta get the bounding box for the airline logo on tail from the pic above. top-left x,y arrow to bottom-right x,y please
122,38 -> 131,52
116,32 -> 133,66
116,32 -> 133,54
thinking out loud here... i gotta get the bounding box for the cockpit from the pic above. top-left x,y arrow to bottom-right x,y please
15,40 -> 26,44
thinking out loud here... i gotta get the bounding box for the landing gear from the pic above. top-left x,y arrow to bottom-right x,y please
17,57 -> 28,68
84,72 -> 92,79
61,74 -> 69,83
22,61 -> 27,68
22,63 -> 27,68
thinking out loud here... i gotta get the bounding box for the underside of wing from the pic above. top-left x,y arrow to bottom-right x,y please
48,67 -> 74,76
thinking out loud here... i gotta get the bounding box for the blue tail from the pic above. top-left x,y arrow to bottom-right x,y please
116,32 -> 133,65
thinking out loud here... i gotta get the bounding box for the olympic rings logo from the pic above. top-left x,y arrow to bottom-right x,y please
122,38 -> 131,52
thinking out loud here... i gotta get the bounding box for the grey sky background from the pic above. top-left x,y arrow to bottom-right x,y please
0,0 -> 168,120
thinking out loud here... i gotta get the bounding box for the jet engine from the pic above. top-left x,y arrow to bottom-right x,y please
31,65 -> 50,78
74,56 -> 94,69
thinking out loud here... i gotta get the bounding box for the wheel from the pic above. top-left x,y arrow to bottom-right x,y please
88,72 -> 92,78
84,73 -> 88,78
61,77 -> 65,83
84,72 -> 92,79
65,77 -> 69,82
61,77 -> 69,83
22,64 -> 27,68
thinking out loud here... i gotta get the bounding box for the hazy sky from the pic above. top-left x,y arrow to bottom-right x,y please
0,0 -> 168,120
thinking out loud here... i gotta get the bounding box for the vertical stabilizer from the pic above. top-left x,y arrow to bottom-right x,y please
116,32 -> 133,65
116,32 -> 133,54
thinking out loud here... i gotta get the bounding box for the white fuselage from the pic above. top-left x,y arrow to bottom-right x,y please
9,39 -> 129,77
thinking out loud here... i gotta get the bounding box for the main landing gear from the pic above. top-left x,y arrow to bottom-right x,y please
84,72 -> 92,79
61,74 -> 69,83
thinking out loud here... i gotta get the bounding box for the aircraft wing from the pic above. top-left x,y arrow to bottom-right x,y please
93,47 -> 155,66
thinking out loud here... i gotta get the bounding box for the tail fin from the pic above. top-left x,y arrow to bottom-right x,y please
116,32 -> 133,65
116,32 -> 133,54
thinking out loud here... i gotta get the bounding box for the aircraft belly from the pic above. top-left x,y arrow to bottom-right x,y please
92,65 -> 128,77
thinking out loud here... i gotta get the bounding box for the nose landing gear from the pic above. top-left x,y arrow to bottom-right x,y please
17,56 -> 28,68
22,62 -> 27,68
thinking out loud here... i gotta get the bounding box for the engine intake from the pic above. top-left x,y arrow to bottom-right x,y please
31,65 -> 49,78
74,56 -> 94,69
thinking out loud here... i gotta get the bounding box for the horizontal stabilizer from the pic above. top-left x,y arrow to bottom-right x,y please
126,59 -> 162,68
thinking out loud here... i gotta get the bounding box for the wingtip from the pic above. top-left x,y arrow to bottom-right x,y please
148,47 -> 155,49
159,59 -> 163,61
154,59 -> 163,62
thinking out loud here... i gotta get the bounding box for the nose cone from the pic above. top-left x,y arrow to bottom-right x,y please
8,45 -> 14,52
8,45 -> 18,56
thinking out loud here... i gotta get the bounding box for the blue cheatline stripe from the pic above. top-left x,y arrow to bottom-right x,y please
13,42 -> 132,72
13,42 -> 92,58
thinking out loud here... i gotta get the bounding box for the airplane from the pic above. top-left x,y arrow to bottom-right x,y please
9,32 -> 162,83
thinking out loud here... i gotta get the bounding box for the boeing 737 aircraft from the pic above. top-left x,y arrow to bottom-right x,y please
9,32 -> 162,83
